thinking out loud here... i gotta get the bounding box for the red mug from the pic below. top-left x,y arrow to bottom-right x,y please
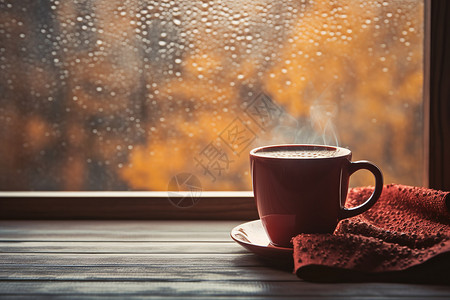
250,144 -> 383,247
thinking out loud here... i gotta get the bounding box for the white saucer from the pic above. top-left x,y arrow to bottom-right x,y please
230,220 -> 293,261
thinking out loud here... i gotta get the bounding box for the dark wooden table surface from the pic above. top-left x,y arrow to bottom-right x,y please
0,220 -> 449,299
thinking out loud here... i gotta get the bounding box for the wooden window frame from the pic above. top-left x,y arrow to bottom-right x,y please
0,0 -> 448,220
0,191 -> 257,220
428,0 -> 450,192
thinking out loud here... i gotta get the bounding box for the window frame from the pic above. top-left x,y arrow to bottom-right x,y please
428,0 -> 450,191
0,191 -> 257,220
0,0 -> 448,220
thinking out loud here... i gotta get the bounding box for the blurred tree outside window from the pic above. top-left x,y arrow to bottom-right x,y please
0,0 -> 424,191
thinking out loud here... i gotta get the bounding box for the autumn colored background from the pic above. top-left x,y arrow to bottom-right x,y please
0,0 -> 424,191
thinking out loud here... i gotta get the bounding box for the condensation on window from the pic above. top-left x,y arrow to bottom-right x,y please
0,0 -> 424,191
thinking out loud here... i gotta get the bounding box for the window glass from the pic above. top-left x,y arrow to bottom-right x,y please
0,0 -> 424,191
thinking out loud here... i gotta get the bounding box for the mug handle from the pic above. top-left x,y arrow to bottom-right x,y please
338,160 -> 383,219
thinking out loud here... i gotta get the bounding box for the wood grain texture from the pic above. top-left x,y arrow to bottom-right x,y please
0,266 -> 299,281
0,281 -> 449,297
429,0 -> 450,191
1,220 -> 450,299
1,297 -> 450,300
0,220 -> 237,241
0,241 -> 245,253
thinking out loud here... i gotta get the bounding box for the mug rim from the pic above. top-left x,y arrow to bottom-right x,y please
249,144 -> 351,160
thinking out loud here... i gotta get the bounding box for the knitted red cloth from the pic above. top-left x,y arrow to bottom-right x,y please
293,184 -> 450,283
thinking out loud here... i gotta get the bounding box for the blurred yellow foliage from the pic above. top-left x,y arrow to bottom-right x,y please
0,0 -> 424,191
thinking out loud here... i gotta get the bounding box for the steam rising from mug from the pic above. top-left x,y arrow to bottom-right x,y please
259,98 -> 340,147
308,100 -> 339,146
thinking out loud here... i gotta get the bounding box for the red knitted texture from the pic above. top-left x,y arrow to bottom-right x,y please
292,184 -> 450,283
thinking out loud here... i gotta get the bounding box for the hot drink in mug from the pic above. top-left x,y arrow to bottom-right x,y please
250,144 -> 383,247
